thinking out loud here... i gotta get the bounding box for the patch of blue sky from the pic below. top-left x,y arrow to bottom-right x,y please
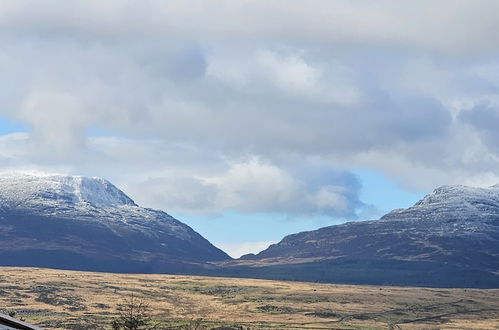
0,116 -> 28,134
174,170 -> 427,247
354,168 -> 426,214
173,211 -> 346,245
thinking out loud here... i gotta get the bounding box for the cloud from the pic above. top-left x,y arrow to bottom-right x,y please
127,176 -> 218,212
0,31 -> 452,160
0,135 -> 365,217
20,91 -> 90,153
257,50 -> 320,94
205,158 -> 364,216
1,0 -> 499,218
459,104 -> 499,140
126,157 -> 365,217
2,1 -> 499,54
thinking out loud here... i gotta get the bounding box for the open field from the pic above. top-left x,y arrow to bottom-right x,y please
0,267 -> 498,329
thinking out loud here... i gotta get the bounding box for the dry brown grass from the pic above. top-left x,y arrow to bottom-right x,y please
0,267 -> 498,329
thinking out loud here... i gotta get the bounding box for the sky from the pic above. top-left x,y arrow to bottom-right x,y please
1,1 -> 499,257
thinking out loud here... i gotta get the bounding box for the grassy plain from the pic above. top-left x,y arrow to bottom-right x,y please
0,267 -> 498,329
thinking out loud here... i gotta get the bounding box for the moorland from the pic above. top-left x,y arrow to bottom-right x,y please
1,267 -> 498,329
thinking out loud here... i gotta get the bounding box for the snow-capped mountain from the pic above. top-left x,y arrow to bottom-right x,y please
0,173 -> 230,273
0,173 -> 136,209
2,174 -> 498,287
229,184 -> 499,288
382,184 -> 499,222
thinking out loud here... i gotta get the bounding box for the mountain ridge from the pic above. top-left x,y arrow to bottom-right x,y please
0,173 -> 137,209
0,172 -> 230,273
1,174 -> 498,287
219,183 -> 499,287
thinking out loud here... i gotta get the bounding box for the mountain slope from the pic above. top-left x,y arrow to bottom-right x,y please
220,185 -> 499,288
0,173 -> 230,273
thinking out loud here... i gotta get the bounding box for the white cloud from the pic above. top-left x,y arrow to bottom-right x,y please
20,91 -> 89,153
2,1 -> 499,53
307,186 -> 349,213
0,134 -> 365,217
258,50 -> 319,93
0,0 -> 499,218
125,157 -> 365,217
205,158 -> 299,213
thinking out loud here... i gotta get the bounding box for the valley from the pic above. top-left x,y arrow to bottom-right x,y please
1,267 -> 498,329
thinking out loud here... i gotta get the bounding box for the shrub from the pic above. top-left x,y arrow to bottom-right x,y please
111,294 -> 151,330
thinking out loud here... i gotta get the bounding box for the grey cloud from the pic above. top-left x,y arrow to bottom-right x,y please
127,177 -> 218,213
0,134 -> 366,217
2,36 -> 453,157
1,1 -> 499,216
125,158 -> 366,218
2,1 -> 499,54
459,104 -> 499,154
459,104 -> 499,133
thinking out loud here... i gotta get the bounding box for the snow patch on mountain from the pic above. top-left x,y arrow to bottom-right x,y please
0,172 -> 202,242
0,172 -> 136,209
416,185 -> 499,206
381,184 -> 499,224
0,172 -> 231,264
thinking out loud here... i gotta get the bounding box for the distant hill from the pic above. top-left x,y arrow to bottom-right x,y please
2,173 -> 498,288
0,173 -> 230,273
217,185 -> 499,288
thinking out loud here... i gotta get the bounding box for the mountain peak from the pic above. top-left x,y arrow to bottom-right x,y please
416,184 -> 499,204
0,172 -> 136,209
381,183 -> 499,221
0,172 -> 231,270
236,182 -> 499,287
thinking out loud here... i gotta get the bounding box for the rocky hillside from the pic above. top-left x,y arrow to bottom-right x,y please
2,174 -> 498,287
0,173 -> 230,273
223,185 -> 499,288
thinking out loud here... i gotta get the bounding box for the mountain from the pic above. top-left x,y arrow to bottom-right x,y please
0,173 -> 230,273
2,174 -> 498,287
218,185 -> 499,288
